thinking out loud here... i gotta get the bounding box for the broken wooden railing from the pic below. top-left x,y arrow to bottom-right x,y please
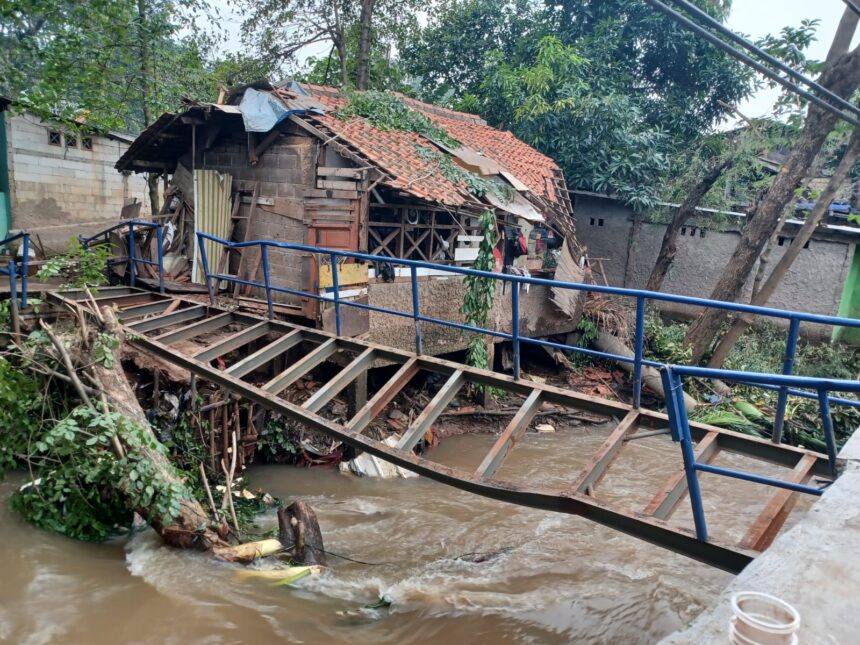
80,220 -> 165,294
0,230 -> 29,308
196,231 -> 860,445
661,365 -> 860,547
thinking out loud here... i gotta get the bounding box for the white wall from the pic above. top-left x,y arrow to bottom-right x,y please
5,111 -> 149,253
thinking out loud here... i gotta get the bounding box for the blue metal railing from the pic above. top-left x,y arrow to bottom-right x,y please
0,231 -> 30,309
195,232 -> 860,433
80,220 -> 165,294
660,365 -> 860,542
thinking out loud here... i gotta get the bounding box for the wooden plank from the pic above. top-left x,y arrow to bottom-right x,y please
570,410 -> 641,495
317,179 -> 359,191
154,312 -> 234,344
317,167 -> 365,178
739,454 -> 817,552
128,305 -> 207,333
345,358 -> 419,433
643,431 -> 721,519
396,371 -> 465,451
305,188 -> 360,200
475,390 -> 543,479
263,338 -> 338,395
302,348 -> 375,413
195,321 -> 269,362
227,328 -> 304,378
318,262 -> 369,288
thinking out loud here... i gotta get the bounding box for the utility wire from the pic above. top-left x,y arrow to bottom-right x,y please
641,0 -> 860,128
667,0 -> 860,120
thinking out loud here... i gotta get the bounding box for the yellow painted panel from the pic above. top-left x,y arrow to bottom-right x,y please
319,262 -> 368,288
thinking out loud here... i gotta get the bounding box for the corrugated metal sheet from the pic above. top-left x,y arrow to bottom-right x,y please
192,169 -> 233,283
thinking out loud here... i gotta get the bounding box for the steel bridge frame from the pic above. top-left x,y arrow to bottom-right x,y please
46,286 -> 846,573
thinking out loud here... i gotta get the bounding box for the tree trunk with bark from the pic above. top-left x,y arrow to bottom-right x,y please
683,41 -> 860,363
356,0 -> 376,90
646,157 -> 735,292
94,307 -> 230,549
706,125 -> 860,368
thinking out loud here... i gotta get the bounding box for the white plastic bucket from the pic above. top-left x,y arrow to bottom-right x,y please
729,591 -> 800,645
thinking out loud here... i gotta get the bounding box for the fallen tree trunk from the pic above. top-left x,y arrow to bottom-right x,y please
279,501 -> 327,566
94,307 -> 230,550
594,331 -> 697,412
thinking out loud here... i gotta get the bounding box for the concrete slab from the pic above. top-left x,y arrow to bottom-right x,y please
660,443 -> 860,645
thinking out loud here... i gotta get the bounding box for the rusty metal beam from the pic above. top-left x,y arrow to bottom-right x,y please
396,370 -> 465,451
571,410 -> 641,495
263,338 -> 338,395
227,328 -> 304,379
128,305 -> 207,333
475,390 -> 543,479
303,348 -> 375,413
345,358 -> 418,434
739,454 -> 818,552
127,329 -> 755,574
644,431 -> 721,520
195,321 -> 270,362
154,312 -> 235,344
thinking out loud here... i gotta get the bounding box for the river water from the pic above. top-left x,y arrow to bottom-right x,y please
1,424 -> 810,644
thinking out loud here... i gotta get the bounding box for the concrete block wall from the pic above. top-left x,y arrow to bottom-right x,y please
367,278 -> 577,356
5,112 -> 149,253
574,194 -> 854,323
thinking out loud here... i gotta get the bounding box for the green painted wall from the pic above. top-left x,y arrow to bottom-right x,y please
834,244 -> 860,345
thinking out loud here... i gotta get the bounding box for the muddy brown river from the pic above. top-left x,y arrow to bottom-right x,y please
1,423 -> 811,644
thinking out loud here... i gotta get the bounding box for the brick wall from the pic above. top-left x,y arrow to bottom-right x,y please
5,112 -> 149,253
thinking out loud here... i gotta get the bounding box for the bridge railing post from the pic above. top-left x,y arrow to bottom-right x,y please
773,317 -> 800,444
512,279 -> 520,381
817,388 -> 838,477
330,253 -> 342,337
662,367 -> 709,542
128,222 -> 137,289
197,233 -> 215,306
410,264 -> 422,354
8,259 -> 18,311
633,295 -> 646,408
261,244 -> 274,320
20,233 -> 29,309
155,224 -> 165,294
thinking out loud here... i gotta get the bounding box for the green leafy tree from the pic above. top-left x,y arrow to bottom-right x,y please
478,36 -> 671,209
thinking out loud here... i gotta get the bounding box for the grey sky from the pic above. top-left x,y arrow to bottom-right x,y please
216,1 -> 855,126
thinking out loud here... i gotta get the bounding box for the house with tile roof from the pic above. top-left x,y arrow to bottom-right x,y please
116,81 -> 582,355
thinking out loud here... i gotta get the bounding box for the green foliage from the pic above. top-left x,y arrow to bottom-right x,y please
461,210 -> 497,371
256,416 -> 298,463
643,313 -> 692,365
415,146 -> 513,201
336,89 -> 458,146
11,406 -> 190,541
0,357 -> 44,474
568,317 -> 598,370
37,239 -> 110,290
478,36 -> 671,209
93,333 -> 120,368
